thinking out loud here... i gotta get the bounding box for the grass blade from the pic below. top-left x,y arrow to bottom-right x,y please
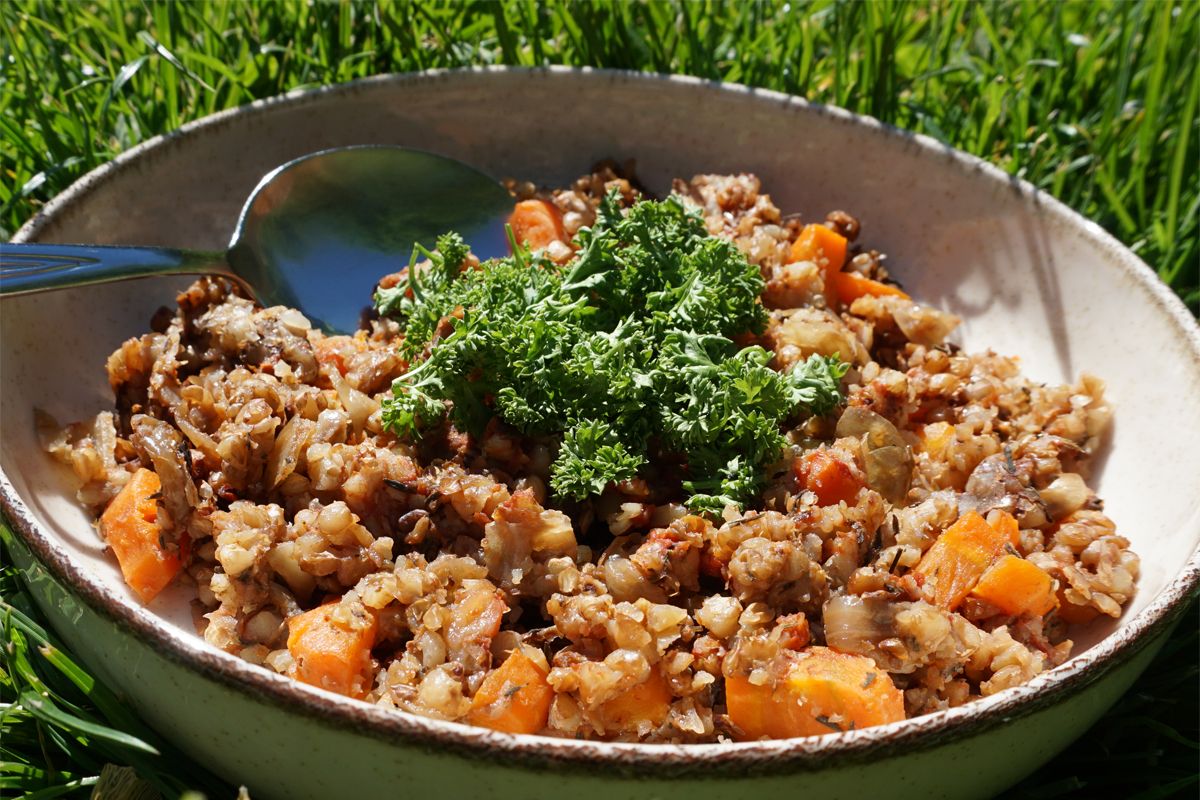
17,692 -> 159,756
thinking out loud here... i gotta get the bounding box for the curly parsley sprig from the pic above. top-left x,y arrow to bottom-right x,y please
378,190 -> 848,513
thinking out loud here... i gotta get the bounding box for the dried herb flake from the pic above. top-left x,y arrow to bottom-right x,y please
815,714 -> 843,732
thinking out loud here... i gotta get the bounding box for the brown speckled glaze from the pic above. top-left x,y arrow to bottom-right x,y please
3,68 -> 1199,799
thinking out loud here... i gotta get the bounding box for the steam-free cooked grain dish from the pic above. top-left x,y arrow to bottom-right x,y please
41,163 -> 1138,742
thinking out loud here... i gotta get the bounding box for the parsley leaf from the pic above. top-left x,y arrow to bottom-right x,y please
552,420 -> 645,499
379,189 -> 849,513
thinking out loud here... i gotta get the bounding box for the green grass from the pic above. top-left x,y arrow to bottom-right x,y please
1,2 -> 1197,799
2,0 -> 1197,311
0,532 -> 234,800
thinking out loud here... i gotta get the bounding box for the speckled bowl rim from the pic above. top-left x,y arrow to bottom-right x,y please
5,66 -> 1200,779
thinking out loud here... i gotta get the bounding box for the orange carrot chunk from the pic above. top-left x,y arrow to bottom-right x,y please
790,224 -> 848,307
509,199 -> 568,252
601,665 -> 674,734
466,649 -> 555,735
727,647 -> 904,739
970,554 -> 1058,617
833,271 -> 910,303
99,468 -> 180,604
287,605 -> 378,699
794,450 -> 863,507
913,510 -> 1009,611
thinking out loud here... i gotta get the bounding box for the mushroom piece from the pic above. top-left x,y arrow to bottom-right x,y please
836,406 -> 913,505
960,454 -> 1050,529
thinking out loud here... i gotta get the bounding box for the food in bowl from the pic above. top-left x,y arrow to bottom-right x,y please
38,162 -> 1138,743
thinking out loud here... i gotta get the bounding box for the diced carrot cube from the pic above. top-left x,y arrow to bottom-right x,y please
466,649 -> 555,735
727,647 -> 903,739
970,554 -> 1058,617
287,604 -> 377,699
987,510 -> 1021,548
509,199 -> 568,252
913,511 -> 1009,611
794,450 -> 863,507
99,468 -> 181,604
833,271 -> 910,303
790,224 -> 848,307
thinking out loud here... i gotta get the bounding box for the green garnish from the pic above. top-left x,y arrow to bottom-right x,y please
377,189 -> 849,514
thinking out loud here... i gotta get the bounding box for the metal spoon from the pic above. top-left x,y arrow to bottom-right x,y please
0,146 -> 515,333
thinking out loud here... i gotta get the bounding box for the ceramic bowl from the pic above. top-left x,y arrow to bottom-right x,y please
3,68 -> 1198,800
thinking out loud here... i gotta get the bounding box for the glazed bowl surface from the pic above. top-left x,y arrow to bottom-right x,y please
3,67 -> 1199,800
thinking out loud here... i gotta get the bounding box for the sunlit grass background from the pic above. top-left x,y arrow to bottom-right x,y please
2,2 -> 1197,799
3,0 -> 1196,309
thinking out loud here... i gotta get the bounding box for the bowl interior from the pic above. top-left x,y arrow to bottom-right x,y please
4,68 -> 1198,684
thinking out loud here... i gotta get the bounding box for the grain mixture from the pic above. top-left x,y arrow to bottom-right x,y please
42,163 -> 1138,742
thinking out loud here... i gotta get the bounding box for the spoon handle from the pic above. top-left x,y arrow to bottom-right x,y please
0,243 -> 251,297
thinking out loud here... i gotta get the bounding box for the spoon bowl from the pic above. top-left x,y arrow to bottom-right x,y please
0,146 -> 515,333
